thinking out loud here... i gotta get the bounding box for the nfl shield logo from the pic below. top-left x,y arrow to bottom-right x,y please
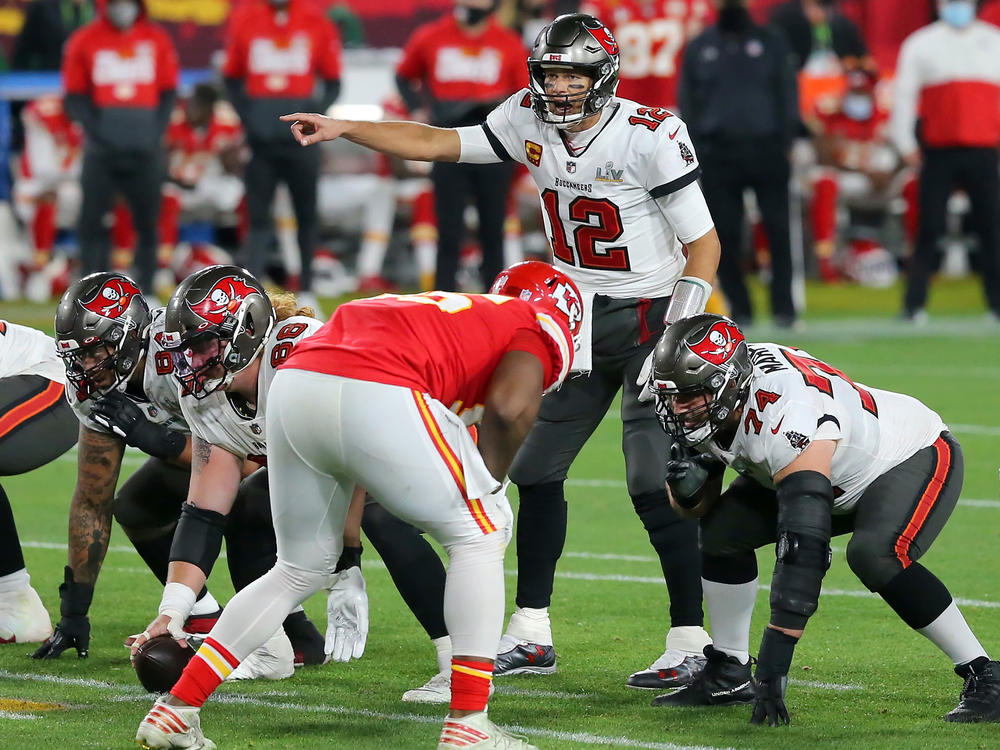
566,161 -> 576,173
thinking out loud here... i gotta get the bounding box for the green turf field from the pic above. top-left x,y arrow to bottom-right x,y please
1,278 -> 998,749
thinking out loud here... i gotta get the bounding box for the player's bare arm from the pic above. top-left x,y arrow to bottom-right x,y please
279,112 -> 461,162
477,350 -> 545,483
68,425 -> 126,585
344,485 -> 367,549
680,227 -> 722,290
129,437 -> 243,651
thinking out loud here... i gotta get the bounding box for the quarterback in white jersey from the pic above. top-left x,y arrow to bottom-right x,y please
276,11 -> 723,691
0,321 -> 77,646
647,314 -> 1000,726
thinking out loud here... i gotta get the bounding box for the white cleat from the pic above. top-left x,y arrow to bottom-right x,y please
438,711 -> 537,749
135,698 -> 216,749
0,584 -> 53,644
402,670 -> 451,704
227,627 -> 295,681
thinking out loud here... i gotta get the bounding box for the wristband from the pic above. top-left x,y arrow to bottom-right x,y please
335,545 -> 363,573
664,276 -> 712,324
58,566 -> 95,617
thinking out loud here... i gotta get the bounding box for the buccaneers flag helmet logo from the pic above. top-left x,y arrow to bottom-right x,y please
189,276 -> 259,324
80,277 -> 141,319
689,320 -> 744,366
587,24 -> 619,57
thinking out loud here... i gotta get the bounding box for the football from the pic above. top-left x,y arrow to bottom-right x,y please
133,635 -> 195,693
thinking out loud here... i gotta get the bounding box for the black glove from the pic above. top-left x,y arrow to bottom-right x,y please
90,391 -> 185,460
31,567 -> 93,659
750,677 -> 790,726
664,443 -> 724,508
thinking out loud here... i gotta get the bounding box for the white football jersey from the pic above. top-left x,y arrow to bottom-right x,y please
483,90 -> 700,297
179,316 -> 322,464
68,308 -> 188,435
703,343 -> 946,513
0,320 -> 65,383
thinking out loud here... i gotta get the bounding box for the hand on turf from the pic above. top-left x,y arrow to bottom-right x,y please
30,615 -> 90,659
325,567 -> 368,662
750,678 -> 790,727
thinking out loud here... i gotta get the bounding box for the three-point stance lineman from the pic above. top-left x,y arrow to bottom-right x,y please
647,313 -> 1000,725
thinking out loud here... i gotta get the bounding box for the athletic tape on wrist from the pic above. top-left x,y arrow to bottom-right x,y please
158,581 -> 198,622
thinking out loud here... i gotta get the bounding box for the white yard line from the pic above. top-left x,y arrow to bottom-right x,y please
0,670 -> 738,750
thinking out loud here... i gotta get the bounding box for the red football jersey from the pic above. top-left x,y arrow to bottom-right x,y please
582,0 -> 714,109
166,102 -> 243,184
222,0 -> 341,98
62,6 -> 178,108
283,292 -> 572,423
396,15 -> 526,103
20,96 -> 82,178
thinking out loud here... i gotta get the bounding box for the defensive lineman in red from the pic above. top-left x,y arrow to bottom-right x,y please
135,262 -> 581,750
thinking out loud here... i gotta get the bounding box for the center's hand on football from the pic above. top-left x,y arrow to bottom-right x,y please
127,613 -> 188,658
280,112 -> 351,147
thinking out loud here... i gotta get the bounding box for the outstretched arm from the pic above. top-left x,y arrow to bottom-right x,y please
279,112 -> 461,162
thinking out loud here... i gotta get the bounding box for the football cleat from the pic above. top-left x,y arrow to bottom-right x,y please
227,627 -> 295,681
652,645 -> 755,707
283,612 -> 326,667
945,659 -> 1000,723
437,711 -> 538,749
182,608 -> 222,637
0,584 -> 53,644
627,649 -> 706,689
135,698 -> 216,749
403,671 -> 451,704
493,635 -> 556,676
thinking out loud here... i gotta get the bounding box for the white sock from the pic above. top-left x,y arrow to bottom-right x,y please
918,601 -> 988,666
433,635 -> 452,674
0,568 -> 29,593
703,578 -> 758,665
665,625 -> 712,655
505,606 -> 552,645
190,591 -> 220,617
443,535 -> 506,659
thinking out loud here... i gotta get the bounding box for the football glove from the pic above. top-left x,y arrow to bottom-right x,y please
325,566 -> 368,663
665,443 -> 724,508
90,391 -> 185,460
31,567 -> 93,659
636,349 -> 656,403
750,677 -> 790,727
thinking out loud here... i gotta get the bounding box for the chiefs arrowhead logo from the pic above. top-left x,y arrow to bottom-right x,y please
79,277 -> 141,320
688,320 -> 744,366
189,275 -> 259,325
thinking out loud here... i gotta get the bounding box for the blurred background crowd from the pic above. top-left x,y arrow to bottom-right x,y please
0,0 -> 997,324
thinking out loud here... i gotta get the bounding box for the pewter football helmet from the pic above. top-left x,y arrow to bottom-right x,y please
527,13 -> 620,128
649,314 -> 753,446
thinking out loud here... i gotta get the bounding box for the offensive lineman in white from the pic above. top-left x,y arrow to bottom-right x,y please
278,11 -> 722,690
646,313 -> 1000,725
126,266 -> 357,679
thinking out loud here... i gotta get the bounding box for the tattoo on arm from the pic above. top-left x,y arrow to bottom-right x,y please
193,436 -> 213,471
68,426 -> 125,586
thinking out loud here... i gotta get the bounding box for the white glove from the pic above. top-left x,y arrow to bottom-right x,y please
325,567 -> 368,662
636,349 -> 656,403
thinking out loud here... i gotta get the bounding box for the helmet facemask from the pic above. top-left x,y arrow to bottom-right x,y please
528,62 -> 616,129
652,368 -> 748,447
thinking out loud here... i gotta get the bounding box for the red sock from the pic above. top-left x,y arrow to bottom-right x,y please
32,200 -> 57,263
812,173 -> 838,245
169,637 -> 239,708
450,658 -> 493,712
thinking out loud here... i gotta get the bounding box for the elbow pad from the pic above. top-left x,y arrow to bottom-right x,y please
169,502 -> 227,578
769,470 -> 833,631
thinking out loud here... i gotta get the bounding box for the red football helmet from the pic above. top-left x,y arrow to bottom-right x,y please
490,261 -> 584,346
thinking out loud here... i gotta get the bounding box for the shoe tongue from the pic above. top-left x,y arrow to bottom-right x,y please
957,656 -> 992,678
